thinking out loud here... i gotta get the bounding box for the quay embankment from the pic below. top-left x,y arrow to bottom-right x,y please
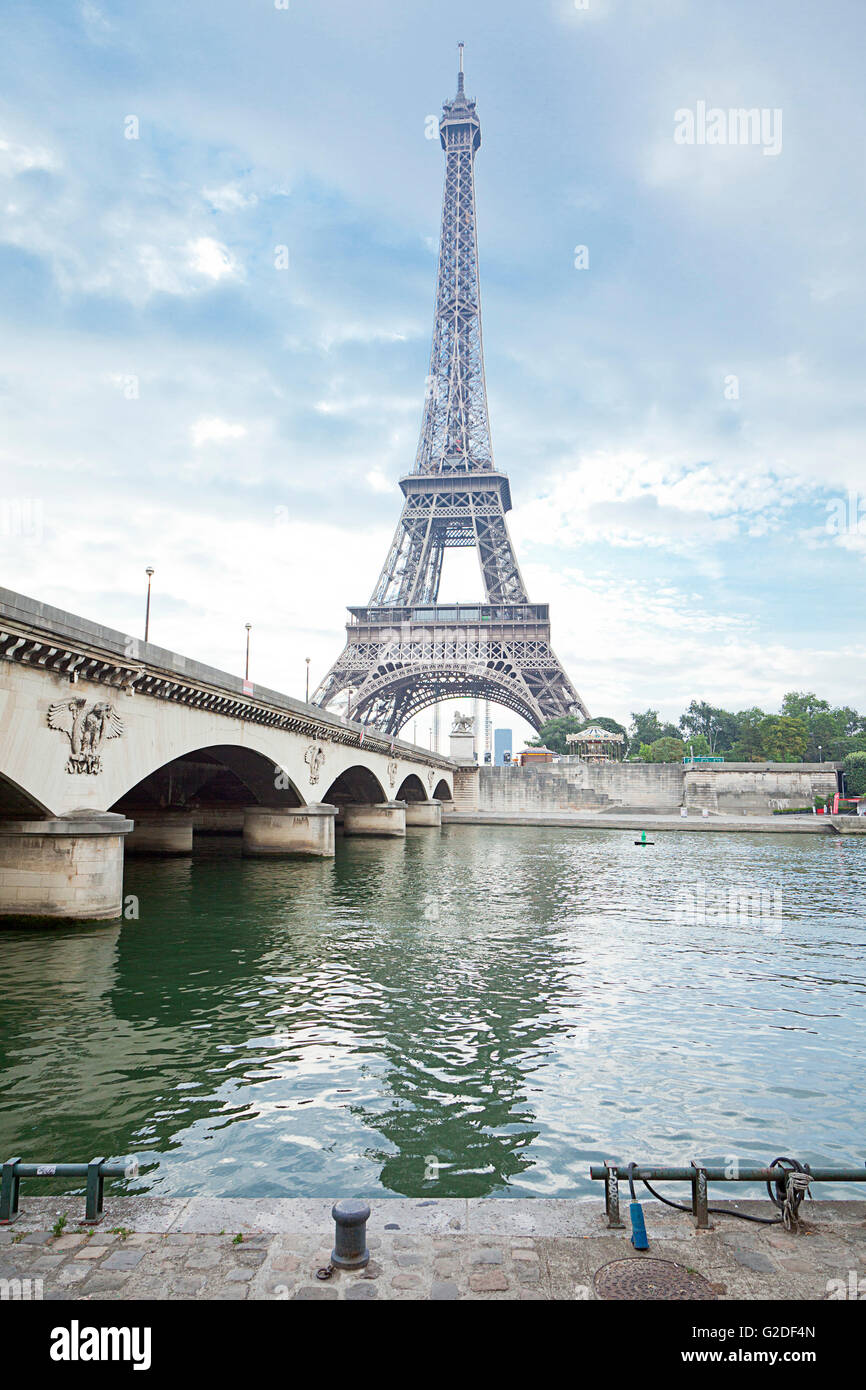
446,759 -> 862,834
444,809 -> 866,834
3,1195 -> 865,1301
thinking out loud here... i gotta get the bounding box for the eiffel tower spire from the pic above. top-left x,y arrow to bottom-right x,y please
313,51 -> 590,735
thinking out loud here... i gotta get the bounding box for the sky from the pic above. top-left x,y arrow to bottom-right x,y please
1,0 -> 864,753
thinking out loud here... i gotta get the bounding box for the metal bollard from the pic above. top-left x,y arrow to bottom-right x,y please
331,1199 -> 371,1270
603,1158 -> 624,1230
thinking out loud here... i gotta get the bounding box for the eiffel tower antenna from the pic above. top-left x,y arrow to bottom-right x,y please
313,53 -> 590,735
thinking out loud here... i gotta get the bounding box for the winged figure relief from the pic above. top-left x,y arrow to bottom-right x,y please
304,742 -> 326,785
47,698 -> 124,774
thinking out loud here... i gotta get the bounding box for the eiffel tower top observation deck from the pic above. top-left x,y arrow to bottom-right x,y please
313,47 -> 589,734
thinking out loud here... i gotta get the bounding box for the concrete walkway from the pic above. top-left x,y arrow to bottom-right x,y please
2,1197 -> 864,1301
444,811 -> 866,835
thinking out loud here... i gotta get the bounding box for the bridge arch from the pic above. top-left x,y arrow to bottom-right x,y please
396,773 -> 427,803
321,765 -> 387,810
433,778 -> 452,802
110,743 -> 305,816
0,771 -> 53,820
351,662 -> 545,734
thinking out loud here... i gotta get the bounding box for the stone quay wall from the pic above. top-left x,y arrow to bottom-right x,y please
470,761 -> 840,817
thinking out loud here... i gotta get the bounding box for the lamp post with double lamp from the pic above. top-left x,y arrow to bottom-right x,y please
244,624 -> 252,682
305,657 -> 311,704
144,568 -> 154,642
346,687 -> 355,722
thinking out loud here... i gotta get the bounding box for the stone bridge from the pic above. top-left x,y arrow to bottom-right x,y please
0,589 -> 455,922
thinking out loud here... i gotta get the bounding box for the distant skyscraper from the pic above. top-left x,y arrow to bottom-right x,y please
494,728 -> 512,766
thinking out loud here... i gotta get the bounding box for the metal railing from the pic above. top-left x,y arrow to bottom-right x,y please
0,1157 -> 137,1225
591,1159 -> 866,1230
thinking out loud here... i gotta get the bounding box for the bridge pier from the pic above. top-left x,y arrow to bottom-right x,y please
342,801 -> 407,838
404,800 -> 442,828
242,804 -> 337,857
126,811 -> 194,855
0,811 -> 132,922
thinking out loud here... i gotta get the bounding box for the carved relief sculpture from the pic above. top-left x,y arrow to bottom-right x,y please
304,742 -> 326,785
48,698 -> 124,774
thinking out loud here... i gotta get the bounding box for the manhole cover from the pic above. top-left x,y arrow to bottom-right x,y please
594,1257 -> 717,1301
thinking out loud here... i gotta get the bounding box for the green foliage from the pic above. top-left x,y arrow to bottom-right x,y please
843,751 -> 866,796
758,715 -> 808,762
682,733 -> 711,757
527,716 -> 585,755
779,691 -> 865,760
629,709 -> 679,755
648,736 -> 686,762
728,709 -> 767,761
582,695 -> 865,767
679,701 -> 739,753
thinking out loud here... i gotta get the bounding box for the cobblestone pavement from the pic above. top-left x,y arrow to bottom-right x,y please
1,1199 -> 864,1301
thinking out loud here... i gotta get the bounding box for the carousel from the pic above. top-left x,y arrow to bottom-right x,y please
565,725 -> 626,763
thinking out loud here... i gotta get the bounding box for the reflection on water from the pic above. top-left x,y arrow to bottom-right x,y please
0,827 -> 863,1199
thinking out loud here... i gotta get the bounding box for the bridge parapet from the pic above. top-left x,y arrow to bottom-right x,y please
0,587 -> 454,775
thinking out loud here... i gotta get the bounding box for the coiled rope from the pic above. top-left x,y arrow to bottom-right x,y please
639,1155 -> 812,1227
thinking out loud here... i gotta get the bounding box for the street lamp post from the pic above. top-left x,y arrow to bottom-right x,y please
144,568 -> 154,642
346,687 -> 355,721
244,624 -> 252,681
305,657 -> 311,704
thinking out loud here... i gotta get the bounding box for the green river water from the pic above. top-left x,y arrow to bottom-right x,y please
0,826 -> 863,1199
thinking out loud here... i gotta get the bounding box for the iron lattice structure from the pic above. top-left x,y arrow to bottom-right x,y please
314,49 -> 589,735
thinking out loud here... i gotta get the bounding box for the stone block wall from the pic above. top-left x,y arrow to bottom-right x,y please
474,761 -> 839,816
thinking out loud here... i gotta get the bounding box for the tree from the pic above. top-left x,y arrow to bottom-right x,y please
629,709 -> 679,756
759,715 -> 807,762
779,692 -> 862,761
683,733 -> 712,757
648,736 -> 686,762
527,716 -> 584,755
780,691 -> 830,723
679,700 -> 739,754
728,708 -> 767,761
843,752 -> 866,796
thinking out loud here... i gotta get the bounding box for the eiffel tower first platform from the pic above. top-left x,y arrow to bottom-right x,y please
313,47 -> 589,736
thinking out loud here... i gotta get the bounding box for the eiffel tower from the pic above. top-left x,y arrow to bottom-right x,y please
313,46 -> 589,735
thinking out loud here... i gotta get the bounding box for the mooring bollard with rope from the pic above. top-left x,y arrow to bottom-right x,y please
591,1157 -> 865,1240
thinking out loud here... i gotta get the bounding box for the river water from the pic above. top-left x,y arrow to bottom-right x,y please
0,826 -> 863,1199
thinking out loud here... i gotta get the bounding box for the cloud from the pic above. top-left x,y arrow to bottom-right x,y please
190,417 -> 248,448
203,183 -> 258,212
0,0 -> 864,750
187,237 -> 240,281
0,136 -> 59,177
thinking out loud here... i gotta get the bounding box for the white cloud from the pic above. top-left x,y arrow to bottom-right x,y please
0,135 -> 59,177
511,450 -> 803,560
203,183 -> 258,212
187,236 -> 240,280
365,468 -> 392,493
190,416 -> 248,448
